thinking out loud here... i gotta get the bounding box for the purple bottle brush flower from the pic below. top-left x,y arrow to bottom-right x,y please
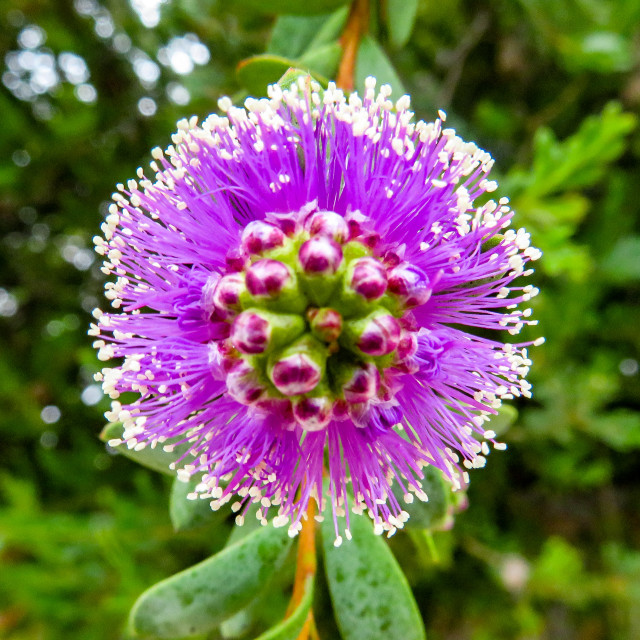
93,76 -> 542,540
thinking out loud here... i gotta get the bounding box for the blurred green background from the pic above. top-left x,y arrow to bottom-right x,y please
1,0 -> 639,638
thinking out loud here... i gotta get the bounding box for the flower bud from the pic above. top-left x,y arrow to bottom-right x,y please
306,211 -> 350,243
208,273 -> 245,318
298,237 -> 343,275
396,330 -> 418,361
268,336 -> 326,396
388,264 -> 431,307
341,362 -> 380,404
230,308 -> 305,355
293,396 -> 333,431
391,329 -> 420,373
381,250 -> 402,268
230,310 -> 271,354
241,220 -> 285,255
209,339 -> 239,378
245,259 -> 292,298
307,307 -> 342,343
225,247 -> 246,272
348,257 -> 387,300
355,313 -> 401,357
226,360 -> 267,406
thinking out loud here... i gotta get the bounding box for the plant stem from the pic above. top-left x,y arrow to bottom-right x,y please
286,499 -> 318,639
336,0 -> 369,91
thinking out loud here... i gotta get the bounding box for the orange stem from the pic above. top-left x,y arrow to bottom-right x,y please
286,499 -> 317,629
287,498 -> 318,640
336,0 -> 369,91
297,611 -> 314,640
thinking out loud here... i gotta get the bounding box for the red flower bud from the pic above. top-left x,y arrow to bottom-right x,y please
357,313 -> 401,357
230,310 -> 271,354
241,220 -> 285,255
299,236 -> 343,275
388,264 -> 431,307
349,257 -> 387,300
306,211 -> 350,243
245,259 -> 291,297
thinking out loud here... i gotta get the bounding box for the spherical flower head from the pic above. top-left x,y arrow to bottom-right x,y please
92,76 -> 542,539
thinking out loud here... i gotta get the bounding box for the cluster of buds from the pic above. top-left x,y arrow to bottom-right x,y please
204,207 -> 432,431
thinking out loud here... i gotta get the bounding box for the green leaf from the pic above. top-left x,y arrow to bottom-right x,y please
528,102 -> 636,196
238,0 -> 350,15
220,507 -> 297,638
355,35 -> 406,96
306,6 -> 349,51
601,236 -> 640,283
277,68 -> 314,92
268,15 -> 330,59
254,577 -> 314,640
99,423 -> 191,476
299,42 -> 342,80
169,477 -> 225,532
484,404 -> 518,438
582,410 -> 640,452
129,525 -> 293,638
559,31 -> 634,73
237,55 -> 329,96
237,55 -> 296,96
385,0 -> 419,48
321,514 -> 426,640
392,465 -> 450,530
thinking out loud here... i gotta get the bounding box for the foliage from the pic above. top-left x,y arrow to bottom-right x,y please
0,0 -> 639,639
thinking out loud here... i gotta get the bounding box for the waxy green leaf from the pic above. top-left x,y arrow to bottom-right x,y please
254,577 -> 314,640
322,513 -> 426,640
237,55 -> 329,96
268,14 -> 332,59
385,0 -> 419,48
393,465 -> 450,531
129,525 -> 293,638
100,422 -> 191,476
169,477 -> 225,532
299,42 -> 342,81
355,35 -> 406,95
238,0 -> 349,15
